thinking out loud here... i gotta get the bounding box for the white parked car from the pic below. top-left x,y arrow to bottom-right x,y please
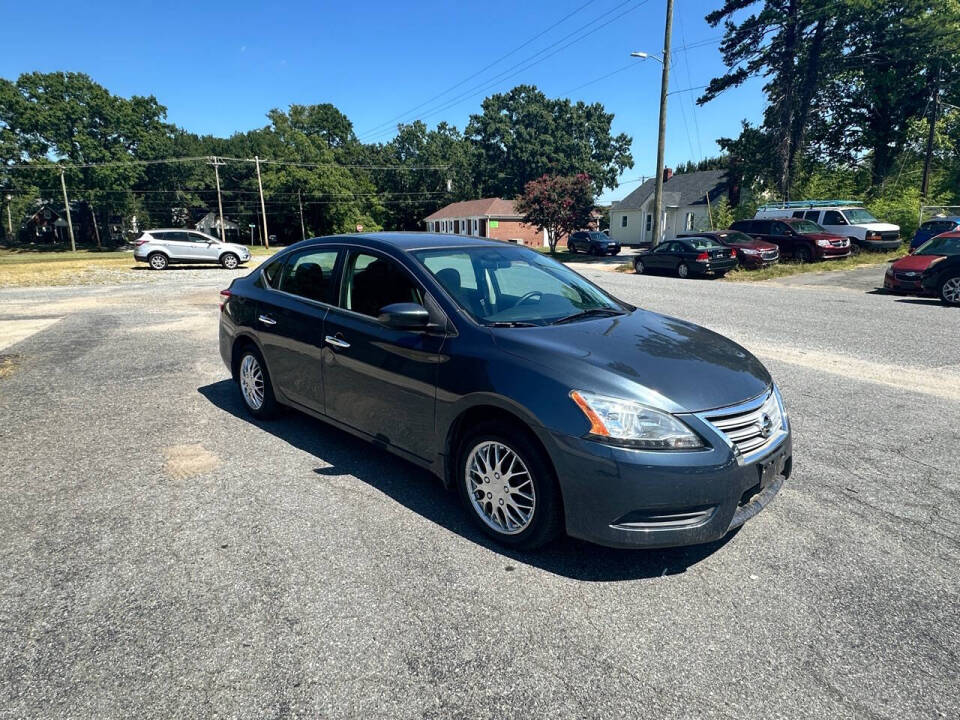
133,229 -> 252,270
755,202 -> 901,252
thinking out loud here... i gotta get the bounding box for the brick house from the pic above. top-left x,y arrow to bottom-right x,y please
423,198 -> 549,248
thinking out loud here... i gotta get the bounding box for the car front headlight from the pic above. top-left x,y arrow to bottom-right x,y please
816,239 -> 832,247
570,390 -> 704,450
741,248 -> 760,255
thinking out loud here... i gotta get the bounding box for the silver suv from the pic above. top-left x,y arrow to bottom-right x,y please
133,229 -> 252,270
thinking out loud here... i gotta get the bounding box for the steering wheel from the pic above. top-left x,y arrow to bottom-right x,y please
516,291 -> 543,306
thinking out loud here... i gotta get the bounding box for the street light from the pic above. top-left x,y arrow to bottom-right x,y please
631,0 -> 673,247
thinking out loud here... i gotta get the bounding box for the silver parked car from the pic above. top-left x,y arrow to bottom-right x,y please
133,229 -> 252,270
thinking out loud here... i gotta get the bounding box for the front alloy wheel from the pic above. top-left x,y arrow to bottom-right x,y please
940,274 -> 960,306
465,441 -> 536,535
221,252 -> 239,269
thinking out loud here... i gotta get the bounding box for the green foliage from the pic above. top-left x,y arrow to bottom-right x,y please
709,196 -> 735,229
466,85 -> 633,198
515,174 -> 595,253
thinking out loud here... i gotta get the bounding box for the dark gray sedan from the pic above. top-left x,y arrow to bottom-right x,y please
219,233 -> 791,549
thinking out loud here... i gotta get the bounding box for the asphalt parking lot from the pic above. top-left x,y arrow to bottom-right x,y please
1,261 -> 958,718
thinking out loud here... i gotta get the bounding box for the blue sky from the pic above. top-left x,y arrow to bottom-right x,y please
0,0 -> 765,203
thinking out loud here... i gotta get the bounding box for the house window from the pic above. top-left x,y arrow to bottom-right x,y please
685,212 -> 694,230
621,215 -> 628,228
645,214 -> 652,232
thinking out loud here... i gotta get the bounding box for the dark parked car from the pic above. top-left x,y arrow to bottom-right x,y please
220,233 -> 792,550
884,234 -> 960,295
911,217 -> 960,251
678,230 -> 779,270
632,237 -> 738,278
730,218 -> 850,262
567,231 -> 621,256
919,232 -> 960,306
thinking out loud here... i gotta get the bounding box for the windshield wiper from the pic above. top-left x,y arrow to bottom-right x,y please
486,320 -> 540,328
551,308 -> 626,325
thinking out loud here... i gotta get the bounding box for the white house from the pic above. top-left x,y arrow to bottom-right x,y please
609,169 -> 730,246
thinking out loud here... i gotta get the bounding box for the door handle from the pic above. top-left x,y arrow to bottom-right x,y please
324,335 -> 350,349
258,314 -> 277,326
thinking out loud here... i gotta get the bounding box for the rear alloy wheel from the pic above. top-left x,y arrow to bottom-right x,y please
237,346 -> 279,419
940,274 -> 960,306
457,422 -> 561,549
148,252 -> 168,270
220,252 -> 240,269
677,262 -> 690,279
634,258 -> 645,274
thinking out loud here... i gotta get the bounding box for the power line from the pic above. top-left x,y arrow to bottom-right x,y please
3,156 -> 451,171
356,0 -> 602,139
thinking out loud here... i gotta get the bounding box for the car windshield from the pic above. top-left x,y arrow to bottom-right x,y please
685,237 -> 724,249
791,219 -> 825,234
716,231 -> 756,245
413,245 -> 629,326
843,208 -> 878,223
916,236 -> 960,256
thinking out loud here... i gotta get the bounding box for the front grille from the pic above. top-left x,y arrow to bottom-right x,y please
761,250 -> 778,260
830,239 -> 846,247
704,391 -> 783,457
879,231 -> 900,242
894,271 -> 920,281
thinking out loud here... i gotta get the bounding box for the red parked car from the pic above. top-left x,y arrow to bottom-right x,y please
730,218 -> 851,262
884,233 -> 960,294
679,230 -> 779,269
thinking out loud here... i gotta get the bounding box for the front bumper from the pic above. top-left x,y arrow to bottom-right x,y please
884,272 -> 930,294
860,237 -> 902,250
543,418 -> 792,549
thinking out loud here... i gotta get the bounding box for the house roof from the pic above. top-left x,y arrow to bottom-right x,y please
614,170 -> 728,211
424,198 -> 521,221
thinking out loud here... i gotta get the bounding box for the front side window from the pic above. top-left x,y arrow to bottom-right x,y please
843,208 -> 878,224
822,210 -> 847,225
342,252 -> 423,318
414,246 -> 627,326
791,219 -> 826,234
279,249 -> 339,303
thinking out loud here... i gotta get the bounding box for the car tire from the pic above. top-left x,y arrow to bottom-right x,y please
677,262 -> 690,279
848,239 -> 861,256
795,246 -> 813,263
236,344 -> 279,419
147,252 -> 168,270
220,252 -> 240,269
939,274 -> 960,306
634,258 -> 645,274
456,421 -> 562,549
590,246 -> 600,256
567,242 -> 577,254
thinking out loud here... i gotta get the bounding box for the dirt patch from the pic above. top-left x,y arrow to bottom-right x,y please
163,443 -> 221,480
0,354 -> 19,380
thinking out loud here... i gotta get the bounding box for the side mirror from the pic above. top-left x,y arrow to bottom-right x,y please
378,302 -> 430,330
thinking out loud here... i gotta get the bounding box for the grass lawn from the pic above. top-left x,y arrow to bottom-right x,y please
723,247 -> 905,282
0,245 -> 278,288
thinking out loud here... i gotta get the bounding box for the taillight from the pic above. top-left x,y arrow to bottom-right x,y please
134,239 -> 148,247
696,252 -> 709,261
219,289 -> 231,311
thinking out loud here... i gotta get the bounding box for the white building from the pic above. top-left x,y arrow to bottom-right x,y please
609,169 -> 730,246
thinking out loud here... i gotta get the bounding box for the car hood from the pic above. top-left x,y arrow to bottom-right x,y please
860,222 -> 899,232
892,254 -> 942,271
491,309 -> 771,413
734,240 -> 778,251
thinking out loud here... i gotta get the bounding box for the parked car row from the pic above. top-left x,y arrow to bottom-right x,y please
885,231 -> 960,306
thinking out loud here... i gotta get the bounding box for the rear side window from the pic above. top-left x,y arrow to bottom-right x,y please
804,211 -> 820,221
261,257 -> 284,288
279,249 -> 340,303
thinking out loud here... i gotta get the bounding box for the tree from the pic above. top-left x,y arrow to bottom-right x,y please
466,85 -> 632,198
515,174 -> 594,254
710,196 -> 735,229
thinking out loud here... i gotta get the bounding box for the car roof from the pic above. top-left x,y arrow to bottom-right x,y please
925,216 -> 960,223
298,232 -> 514,253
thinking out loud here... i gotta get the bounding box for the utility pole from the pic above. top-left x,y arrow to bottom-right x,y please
210,157 -> 227,242
59,168 -> 76,252
4,194 -> 12,238
298,189 -> 306,240
90,205 -> 102,249
651,0 -> 674,246
921,67 -> 939,199
254,156 -> 269,249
